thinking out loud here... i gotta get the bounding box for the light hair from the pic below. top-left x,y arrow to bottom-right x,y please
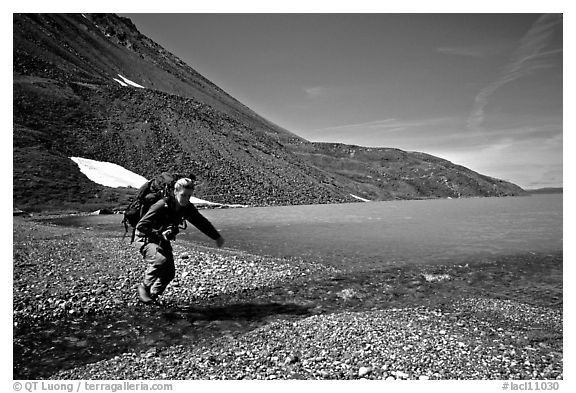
174,178 -> 195,192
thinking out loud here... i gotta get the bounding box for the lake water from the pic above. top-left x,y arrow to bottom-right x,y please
53,194 -> 562,268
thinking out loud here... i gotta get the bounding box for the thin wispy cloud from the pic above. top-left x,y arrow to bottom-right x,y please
305,114 -> 561,157
312,118 -> 398,132
437,44 -> 506,58
467,14 -> 562,130
303,117 -> 467,150
311,118 -> 450,134
303,86 -> 328,99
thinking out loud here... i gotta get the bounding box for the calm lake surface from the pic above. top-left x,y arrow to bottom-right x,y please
53,194 -> 562,268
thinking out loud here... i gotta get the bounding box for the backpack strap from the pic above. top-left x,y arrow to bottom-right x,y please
122,217 -> 129,237
130,202 -> 147,244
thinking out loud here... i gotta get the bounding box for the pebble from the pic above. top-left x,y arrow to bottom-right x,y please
393,371 -> 409,379
358,367 -> 371,377
285,354 -> 299,364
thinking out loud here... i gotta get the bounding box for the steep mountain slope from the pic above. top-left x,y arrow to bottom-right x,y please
14,13 -> 301,143
13,13 -> 526,212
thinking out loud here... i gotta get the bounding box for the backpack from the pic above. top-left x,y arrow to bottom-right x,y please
122,172 -> 190,242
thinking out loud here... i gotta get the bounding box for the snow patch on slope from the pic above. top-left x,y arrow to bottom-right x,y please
350,194 -> 371,202
113,78 -> 128,87
116,74 -> 145,88
69,157 -> 227,206
70,157 -> 147,188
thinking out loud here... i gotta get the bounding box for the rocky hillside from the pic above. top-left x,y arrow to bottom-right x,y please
13,13 -> 526,212
292,143 -> 524,201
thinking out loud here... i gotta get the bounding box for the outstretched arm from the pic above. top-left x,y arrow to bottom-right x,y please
184,205 -> 223,245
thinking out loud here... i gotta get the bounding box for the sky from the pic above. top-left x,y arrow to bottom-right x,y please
121,12 -> 563,190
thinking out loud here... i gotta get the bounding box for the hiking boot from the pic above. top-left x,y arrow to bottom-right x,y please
138,283 -> 154,304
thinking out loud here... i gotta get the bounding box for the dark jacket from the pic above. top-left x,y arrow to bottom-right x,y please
136,197 -> 220,243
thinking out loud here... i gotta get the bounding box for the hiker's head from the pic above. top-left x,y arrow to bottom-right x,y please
174,178 -> 195,206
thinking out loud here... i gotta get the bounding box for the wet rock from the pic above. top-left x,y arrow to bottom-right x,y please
393,371 -> 409,379
358,366 -> 372,377
284,354 -> 299,365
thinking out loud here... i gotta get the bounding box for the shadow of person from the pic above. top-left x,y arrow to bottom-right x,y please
161,302 -> 313,323
13,302 -> 313,379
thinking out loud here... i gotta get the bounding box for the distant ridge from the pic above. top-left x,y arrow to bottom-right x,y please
526,188 -> 563,194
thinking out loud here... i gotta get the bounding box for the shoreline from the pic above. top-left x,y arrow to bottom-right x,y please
16,191 -> 551,219
13,217 -> 562,380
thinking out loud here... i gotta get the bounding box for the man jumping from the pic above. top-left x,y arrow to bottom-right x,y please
135,177 -> 224,304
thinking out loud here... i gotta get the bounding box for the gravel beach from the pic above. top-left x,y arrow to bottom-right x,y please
13,217 -> 563,380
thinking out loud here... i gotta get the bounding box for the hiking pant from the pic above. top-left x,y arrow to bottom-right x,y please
138,240 -> 175,297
